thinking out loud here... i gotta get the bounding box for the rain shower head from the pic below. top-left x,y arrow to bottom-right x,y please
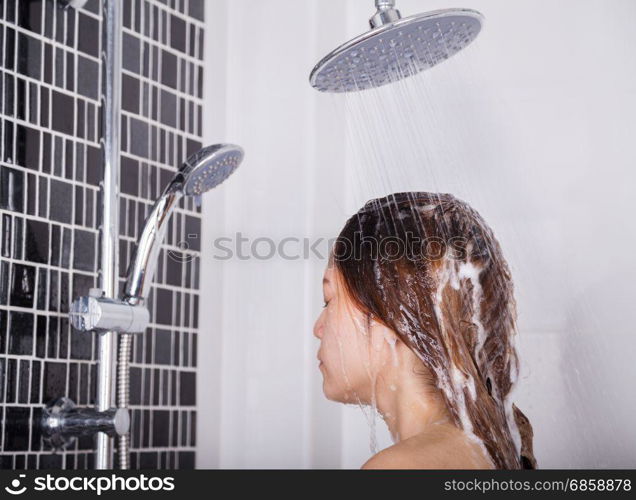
179,143 -> 244,196
309,1 -> 483,93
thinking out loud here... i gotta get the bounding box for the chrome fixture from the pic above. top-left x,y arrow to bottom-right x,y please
69,143 -> 243,468
94,0 -> 122,470
69,288 -> 149,334
369,0 -> 402,28
62,0 -> 244,470
58,0 -> 89,9
123,143 -> 244,304
41,398 -> 129,451
115,143 -> 244,469
309,0 -> 484,93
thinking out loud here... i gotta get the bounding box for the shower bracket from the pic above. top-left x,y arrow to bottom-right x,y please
69,288 -> 149,334
41,398 -> 130,451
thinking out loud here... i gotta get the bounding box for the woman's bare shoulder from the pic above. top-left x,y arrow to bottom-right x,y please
361,430 -> 493,470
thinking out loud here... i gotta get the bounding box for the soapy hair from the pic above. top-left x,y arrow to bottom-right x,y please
332,192 -> 537,469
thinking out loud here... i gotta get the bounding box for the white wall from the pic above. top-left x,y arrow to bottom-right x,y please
198,0 -> 636,468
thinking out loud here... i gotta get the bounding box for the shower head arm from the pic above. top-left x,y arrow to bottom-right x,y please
375,0 -> 396,9
370,0 -> 401,28
123,178 -> 185,304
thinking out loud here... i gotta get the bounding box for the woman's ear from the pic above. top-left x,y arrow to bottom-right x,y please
371,317 -> 398,346
383,331 -> 398,346
370,321 -> 399,351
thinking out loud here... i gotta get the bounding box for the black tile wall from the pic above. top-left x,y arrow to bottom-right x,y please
1,0 -> 204,469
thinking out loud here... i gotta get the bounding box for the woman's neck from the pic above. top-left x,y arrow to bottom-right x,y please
372,345 -> 455,442
376,377 -> 453,442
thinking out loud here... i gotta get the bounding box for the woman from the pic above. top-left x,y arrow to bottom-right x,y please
313,192 -> 537,469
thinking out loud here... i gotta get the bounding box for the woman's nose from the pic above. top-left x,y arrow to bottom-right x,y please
313,314 -> 324,339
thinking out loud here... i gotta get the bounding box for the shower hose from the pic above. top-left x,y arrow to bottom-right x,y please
117,333 -> 133,469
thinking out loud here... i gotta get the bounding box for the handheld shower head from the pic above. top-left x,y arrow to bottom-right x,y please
124,143 -> 244,303
179,143 -> 244,196
310,2 -> 483,93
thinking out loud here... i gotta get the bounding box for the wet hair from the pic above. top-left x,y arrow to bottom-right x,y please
332,192 -> 537,469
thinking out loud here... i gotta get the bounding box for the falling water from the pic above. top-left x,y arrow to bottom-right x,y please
319,23 -> 527,464
337,46 -> 486,211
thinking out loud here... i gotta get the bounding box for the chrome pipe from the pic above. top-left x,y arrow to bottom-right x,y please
123,144 -> 243,304
369,0 -> 401,28
375,0 -> 396,9
123,182 -> 184,303
95,0 -> 121,470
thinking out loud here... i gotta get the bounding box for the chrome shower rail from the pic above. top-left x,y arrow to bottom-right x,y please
95,0 -> 122,470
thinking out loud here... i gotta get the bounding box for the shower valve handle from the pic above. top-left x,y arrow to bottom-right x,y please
41,398 -> 130,451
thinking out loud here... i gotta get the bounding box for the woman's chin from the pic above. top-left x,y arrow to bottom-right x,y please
321,380 -> 346,403
322,383 -> 365,405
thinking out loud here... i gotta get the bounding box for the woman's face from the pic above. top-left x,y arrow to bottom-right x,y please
313,263 -> 393,404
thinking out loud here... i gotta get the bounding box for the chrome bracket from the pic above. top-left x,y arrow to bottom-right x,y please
69,288 -> 149,334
